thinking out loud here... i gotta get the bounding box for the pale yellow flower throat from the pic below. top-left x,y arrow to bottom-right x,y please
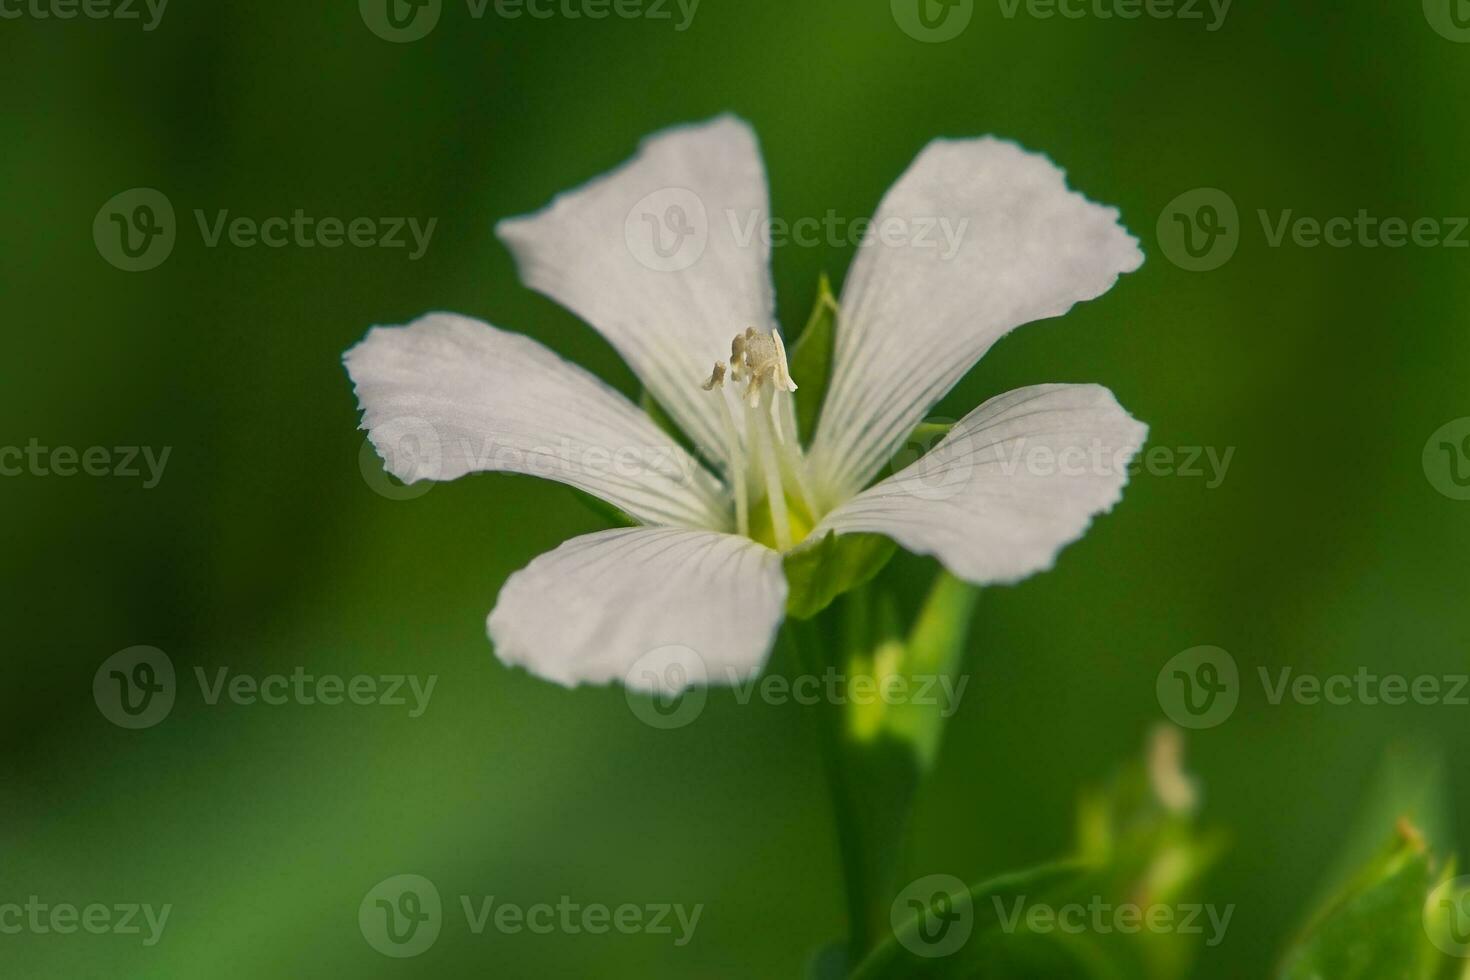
702,327 -> 815,551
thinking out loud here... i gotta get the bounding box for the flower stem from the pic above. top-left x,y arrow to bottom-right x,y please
786,608 -> 911,965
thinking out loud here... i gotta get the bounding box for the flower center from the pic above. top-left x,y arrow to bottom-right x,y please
701,327 -> 814,551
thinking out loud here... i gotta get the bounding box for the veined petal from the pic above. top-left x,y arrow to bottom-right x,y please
345,312 -> 728,530
497,115 -> 777,469
814,384 -> 1147,585
488,527 -> 788,692
808,138 -> 1144,503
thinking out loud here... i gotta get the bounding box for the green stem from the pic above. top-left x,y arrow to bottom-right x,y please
787,606 -> 912,966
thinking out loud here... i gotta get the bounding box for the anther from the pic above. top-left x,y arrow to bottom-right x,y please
702,361 -> 726,390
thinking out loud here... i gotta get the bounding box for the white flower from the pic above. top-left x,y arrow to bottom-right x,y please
345,115 -> 1147,695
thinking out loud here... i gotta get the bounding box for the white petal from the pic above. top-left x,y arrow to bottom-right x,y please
808,138 -> 1144,502
345,312 -> 728,530
496,115 -> 777,468
488,527 -> 788,692
815,384 -> 1147,585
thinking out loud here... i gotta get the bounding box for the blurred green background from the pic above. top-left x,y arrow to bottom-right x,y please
3,0 -> 1469,976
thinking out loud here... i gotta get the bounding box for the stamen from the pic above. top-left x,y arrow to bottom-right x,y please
702,360 -> 748,536
748,399 -> 792,551
702,361 -> 726,391
698,326 -> 807,548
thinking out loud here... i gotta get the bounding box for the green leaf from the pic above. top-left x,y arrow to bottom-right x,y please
1305,741 -> 1450,917
782,531 -> 897,619
834,729 -> 1224,980
1278,826 -> 1454,980
789,272 -> 839,445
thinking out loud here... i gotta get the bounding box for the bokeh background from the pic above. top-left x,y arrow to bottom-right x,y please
3,1 -> 1469,976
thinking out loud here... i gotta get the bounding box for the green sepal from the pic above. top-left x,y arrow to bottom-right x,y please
789,272 -> 839,445
782,531 -> 897,620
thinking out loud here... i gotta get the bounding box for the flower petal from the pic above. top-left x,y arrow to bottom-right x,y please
496,115 -> 777,468
488,527 -> 788,692
808,138 -> 1144,503
345,312 -> 728,530
814,384 -> 1147,585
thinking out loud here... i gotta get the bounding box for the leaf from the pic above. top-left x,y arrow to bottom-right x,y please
782,531 -> 897,619
1305,741 -> 1450,916
1278,824 -> 1452,980
836,730 -> 1224,980
789,272 -> 839,445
